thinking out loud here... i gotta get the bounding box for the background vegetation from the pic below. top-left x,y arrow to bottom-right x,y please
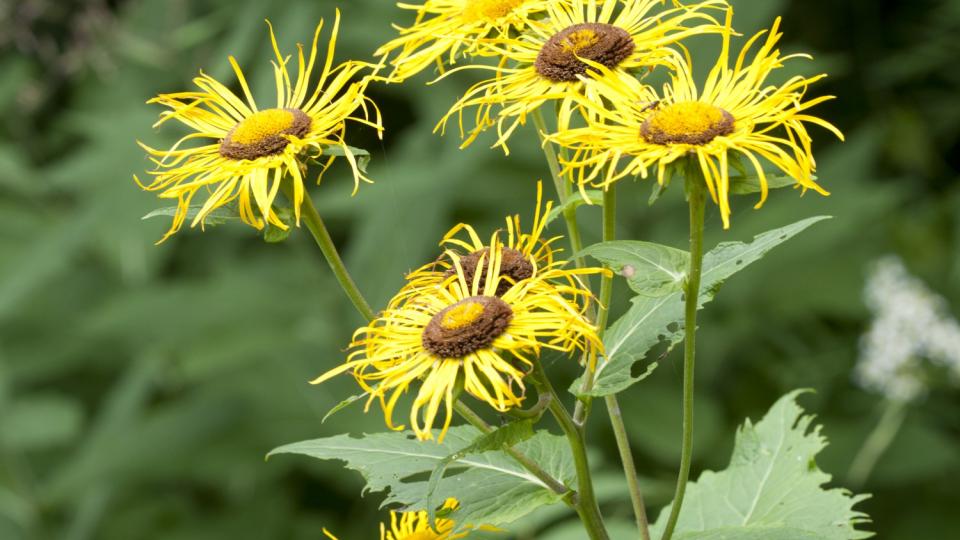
1,0 -> 958,538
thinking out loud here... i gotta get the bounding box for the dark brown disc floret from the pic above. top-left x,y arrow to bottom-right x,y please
422,296 -> 514,358
534,23 -> 635,83
445,247 -> 534,297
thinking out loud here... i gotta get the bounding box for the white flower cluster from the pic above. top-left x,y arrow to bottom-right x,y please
856,256 -> 960,401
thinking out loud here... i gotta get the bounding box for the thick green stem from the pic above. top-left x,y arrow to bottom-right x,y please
660,173 -> 707,540
453,401 -> 572,501
284,183 -> 376,322
848,398 -> 908,488
530,360 -> 610,540
594,188 -> 652,540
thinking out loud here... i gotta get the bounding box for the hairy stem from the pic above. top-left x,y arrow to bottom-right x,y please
660,173 -> 707,540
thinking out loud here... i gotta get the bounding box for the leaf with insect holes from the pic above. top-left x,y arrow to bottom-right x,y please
649,391 -> 873,540
269,426 -> 574,530
571,217 -> 831,397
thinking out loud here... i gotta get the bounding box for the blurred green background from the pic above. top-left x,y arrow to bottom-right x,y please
1,0 -> 958,538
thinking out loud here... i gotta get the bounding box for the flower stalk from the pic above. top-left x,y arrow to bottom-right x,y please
529,359 -> 610,540
598,186 -> 652,540
282,182 -> 376,322
660,164 -> 708,540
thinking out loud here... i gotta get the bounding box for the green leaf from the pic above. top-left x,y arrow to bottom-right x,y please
141,203 -> 240,226
581,241 -> 688,297
319,144 -> 372,174
426,419 -> 535,525
263,207 -> 294,243
572,217 -> 831,397
0,395 -> 83,451
268,426 -> 573,529
729,173 -> 802,195
649,391 -> 873,540
545,190 -> 603,226
321,391 -> 368,424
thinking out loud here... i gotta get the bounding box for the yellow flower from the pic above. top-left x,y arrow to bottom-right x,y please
323,499 -> 484,540
311,236 -> 601,442
375,0 -> 554,82
137,11 -> 382,241
436,0 -> 726,152
548,9 -> 844,228
396,182 -> 595,305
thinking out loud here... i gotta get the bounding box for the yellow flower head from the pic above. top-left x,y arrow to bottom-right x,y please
548,9 -> 844,228
436,0 -> 727,152
137,11 -> 382,241
323,499 -> 483,540
311,236 -> 601,442
397,182 -> 597,305
375,0 -> 555,82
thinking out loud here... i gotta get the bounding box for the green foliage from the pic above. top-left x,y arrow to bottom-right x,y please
650,391 -> 872,539
141,203 -> 241,226
546,190 -> 604,226
425,419 -> 535,524
580,241 -> 688,297
1,0 -> 958,538
572,217 -> 831,397
269,425 -> 574,529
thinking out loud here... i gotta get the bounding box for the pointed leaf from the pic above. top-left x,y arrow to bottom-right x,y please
269,426 -> 573,529
545,190 -> 603,226
581,241 -> 689,297
141,203 -> 240,225
572,217 -> 831,397
729,173 -> 801,195
650,391 -> 872,539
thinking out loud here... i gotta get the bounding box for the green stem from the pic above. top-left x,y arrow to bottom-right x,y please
530,360 -> 610,540
848,398 -> 908,488
453,401 -> 572,502
607,394 -> 652,540
660,171 -> 707,540
531,109 -> 585,267
283,183 -> 376,322
595,181 -> 652,540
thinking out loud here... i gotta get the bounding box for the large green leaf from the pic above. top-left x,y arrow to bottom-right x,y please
650,391 -> 872,539
268,426 -> 574,529
425,419 -> 536,524
572,217 -> 831,397
580,241 -> 688,297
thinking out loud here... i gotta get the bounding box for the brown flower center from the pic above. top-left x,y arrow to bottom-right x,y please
445,247 -> 533,297
422,296 -> 513,359
534,23 -> 635,83
640,102 -> 735,146
219,107 -> 311,160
